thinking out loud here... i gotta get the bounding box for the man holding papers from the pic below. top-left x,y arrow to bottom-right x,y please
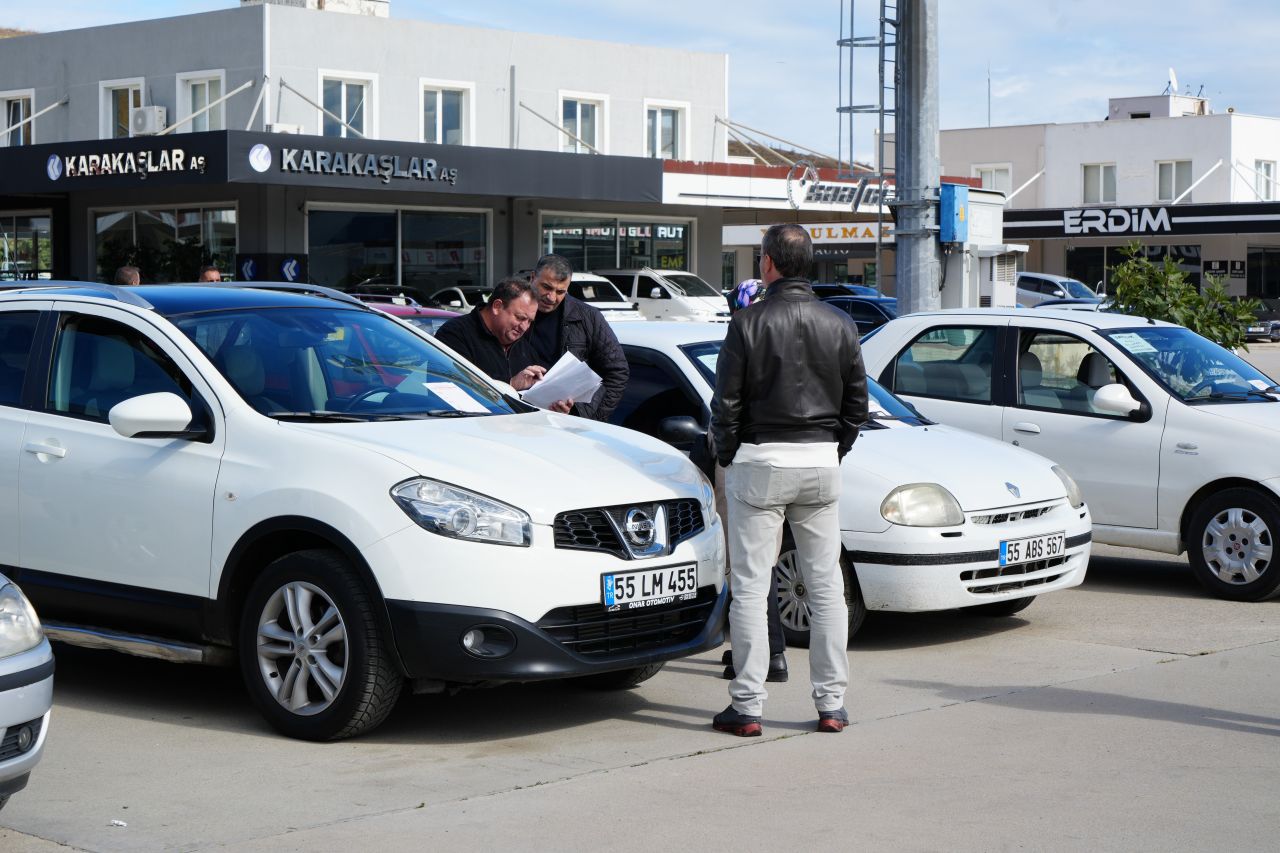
434,277 -> 550,395
527,254 -> 629,421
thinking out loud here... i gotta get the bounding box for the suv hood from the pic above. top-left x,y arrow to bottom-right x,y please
853,424 -> 1066,510
283,411 -> 705,524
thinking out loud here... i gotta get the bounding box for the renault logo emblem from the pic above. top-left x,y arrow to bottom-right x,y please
624,508 -> 656,547
1006,482 -> 1021,499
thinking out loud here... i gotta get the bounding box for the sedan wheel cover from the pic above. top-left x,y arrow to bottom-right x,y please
1201,506 -> 1274,585
775,549 -> 811,633
255,581 -> 349,716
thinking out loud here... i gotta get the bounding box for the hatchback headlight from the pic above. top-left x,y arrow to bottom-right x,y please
881,483 -> 965,527
0,582 -> 44,658
1052,465 -> 1085,509
392,479 -> 531,547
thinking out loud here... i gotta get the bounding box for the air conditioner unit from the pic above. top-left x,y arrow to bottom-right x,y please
265,123 -> 303,134
129,105 -> 167,136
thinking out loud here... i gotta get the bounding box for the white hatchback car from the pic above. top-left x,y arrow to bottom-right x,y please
609,322 -> 1092,643
0,572 -> 53,812
0,282 -> 725,741
860,308 -> 1280,601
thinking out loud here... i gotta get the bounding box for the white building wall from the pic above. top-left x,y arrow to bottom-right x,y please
939,124 -> 1047,208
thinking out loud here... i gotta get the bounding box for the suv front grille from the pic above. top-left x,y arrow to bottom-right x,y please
553,499 -> 704,559
536,585 -> 717,657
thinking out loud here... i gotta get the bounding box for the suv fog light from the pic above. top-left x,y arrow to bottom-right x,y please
460,625 -> 516,659
15,724 -> 33,753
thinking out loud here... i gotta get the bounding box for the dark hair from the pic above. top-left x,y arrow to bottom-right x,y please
490,275 -> 536,306
533,253 -> 572,283
113,265 -> 140,286
198,265 -> 220,279
761,224 -> 812,278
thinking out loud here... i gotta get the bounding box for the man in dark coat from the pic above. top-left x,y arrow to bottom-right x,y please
526,254 -> 629,420
434,276 -> 546,392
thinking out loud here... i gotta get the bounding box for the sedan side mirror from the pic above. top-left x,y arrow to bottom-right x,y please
649,287 -> 664,300
659,415 -> 705,445
109,392 -> 202,439
1092,383 -> 1141,416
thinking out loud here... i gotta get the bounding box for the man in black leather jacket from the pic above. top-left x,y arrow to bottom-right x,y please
527,254 -> 629,420
709,223 -> 868,737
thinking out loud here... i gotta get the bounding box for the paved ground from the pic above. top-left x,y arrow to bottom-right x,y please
1,542 -> 1277,852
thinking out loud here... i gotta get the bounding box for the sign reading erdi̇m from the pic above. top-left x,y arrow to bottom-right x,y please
1006,202 -> 1280,239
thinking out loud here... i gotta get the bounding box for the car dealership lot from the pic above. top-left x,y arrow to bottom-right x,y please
2,544 -> 1278,852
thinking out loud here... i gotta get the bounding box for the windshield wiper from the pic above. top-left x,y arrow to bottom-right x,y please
1185,388 -> 1278,402
399,409 -> 493,418
266,410 -> 408,422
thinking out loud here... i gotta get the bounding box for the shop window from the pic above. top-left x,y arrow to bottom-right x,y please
177,71 -> 224,133
401,211 -> 487,304
1247,247 -> 1280,298
421,80 -> 470,145
1156,159 -> 1192,202
94,207 -> 237,283
1255,160 -> 1275,202
321,73 -> 374,138
1083,163 -> 1116,204
0,214 -> 52,280
973,163 -> 1012,194
543,215 -> 619,272
645,102 -> 686,159
721,251 -> 736,289
308,210 -> 395,291
561,95 -> 602,153
99,79 -> 143,139
1,91 -> 33,147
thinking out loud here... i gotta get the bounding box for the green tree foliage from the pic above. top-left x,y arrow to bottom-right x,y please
1109,242 -> 1259,350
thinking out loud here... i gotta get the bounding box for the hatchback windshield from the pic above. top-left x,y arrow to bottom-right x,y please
663,273 -> 722,299
1103,326 -> 1277,403
678,338 -> 926,425
174,307 -> 517,419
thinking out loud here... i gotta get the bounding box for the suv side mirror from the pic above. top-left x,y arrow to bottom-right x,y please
659,415 -> 705,445
1092,383 -> 1141,416
649,287 -> 664,300
110,392 -> 202,439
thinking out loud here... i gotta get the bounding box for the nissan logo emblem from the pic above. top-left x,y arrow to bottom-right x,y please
624,508 -> 656,547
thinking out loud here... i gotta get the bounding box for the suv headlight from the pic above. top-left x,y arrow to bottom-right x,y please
881,483 -> 965,527
0,582 -> 44,658
698,470 -> 716,517
1052,465 -> 1085,509
392,479 -> 531,547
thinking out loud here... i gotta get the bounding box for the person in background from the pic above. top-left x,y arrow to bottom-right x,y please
113,266 -> 140,286
197,266 -> 222,283
728,278 -> 764,314
527,253 -> 628,420
434,276 -> 547,393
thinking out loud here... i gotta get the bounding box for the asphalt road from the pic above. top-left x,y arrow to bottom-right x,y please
2,342 -> 1277,852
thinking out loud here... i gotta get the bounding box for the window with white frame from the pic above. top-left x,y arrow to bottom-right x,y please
421,81 -> 470,145
1157,159 -> 1192,202
1,90 -> 33,147
973,163 -> 1012,194
561,95 -> 603,153
320,73 -> 373,138
1083,163 -> 1116,204
177,71 -> 224,133
1255,160 -> 1276,201
645,103 -> 686,159
99,79 -> 143,139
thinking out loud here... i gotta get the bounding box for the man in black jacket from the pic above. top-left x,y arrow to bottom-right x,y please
527,254 -> 628,420
709,223 -> 868,737
434,276 -> 547,393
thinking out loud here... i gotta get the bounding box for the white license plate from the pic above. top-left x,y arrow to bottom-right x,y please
602,564 -> 698,611
999,531 -> 1065,566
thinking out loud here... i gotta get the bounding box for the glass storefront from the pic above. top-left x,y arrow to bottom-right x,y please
0,214 -> 52,280
1066,244 -> 1202,292
308,208 -> 487,305
1247,247 -> 1280,297
542,215 -> 692,272
94,206 -> 237,283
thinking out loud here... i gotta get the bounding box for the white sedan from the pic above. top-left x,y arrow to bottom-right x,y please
609,322 -> 1092,643
859,307 -> 1280,602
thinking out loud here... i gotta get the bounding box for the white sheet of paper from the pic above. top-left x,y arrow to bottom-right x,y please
425,381 -> 490,413
520,351 -> 603,410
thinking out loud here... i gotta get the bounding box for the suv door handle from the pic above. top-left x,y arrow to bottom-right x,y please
1012,422 -> 1041,435
24,441 -> 67,459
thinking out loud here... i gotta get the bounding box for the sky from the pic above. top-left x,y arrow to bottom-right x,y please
7,0 -> 1280,165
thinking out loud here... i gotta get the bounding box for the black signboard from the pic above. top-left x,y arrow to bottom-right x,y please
1005,202 -> 1280,240
1231,260 -> 1247,278
0,132 -> 228,193
1204,259 -> 1228,277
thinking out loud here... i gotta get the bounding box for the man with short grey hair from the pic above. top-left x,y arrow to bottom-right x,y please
710,222 -> 867,737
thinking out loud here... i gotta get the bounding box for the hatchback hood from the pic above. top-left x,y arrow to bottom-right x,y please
282,411 -> 704,524
1187,399 -> 1280,432
852,424 -> 1066,510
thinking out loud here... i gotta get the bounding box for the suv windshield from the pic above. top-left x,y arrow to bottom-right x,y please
569,280 -> 629,303
1060,279 -> 1096,299
174,307 -> 517,419
662,273 -> 722,299
1103,326 -> 1277,403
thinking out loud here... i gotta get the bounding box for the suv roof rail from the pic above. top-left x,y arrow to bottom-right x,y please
0,280 -> 155,309
215,281 -> 368,307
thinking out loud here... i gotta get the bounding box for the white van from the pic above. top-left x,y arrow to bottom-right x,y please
596,268 -> 729,322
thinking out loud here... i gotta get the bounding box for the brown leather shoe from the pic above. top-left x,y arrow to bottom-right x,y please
817,708 -> 849,733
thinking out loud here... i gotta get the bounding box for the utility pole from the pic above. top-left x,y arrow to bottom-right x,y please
894,0 -> 942,314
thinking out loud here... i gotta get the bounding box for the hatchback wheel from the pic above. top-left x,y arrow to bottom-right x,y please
775,531 -> 867,648
1187,488 -> 1280,601
239,550 -> 403,740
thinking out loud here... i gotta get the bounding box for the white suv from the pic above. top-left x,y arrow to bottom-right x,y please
0,282 -> 725,740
